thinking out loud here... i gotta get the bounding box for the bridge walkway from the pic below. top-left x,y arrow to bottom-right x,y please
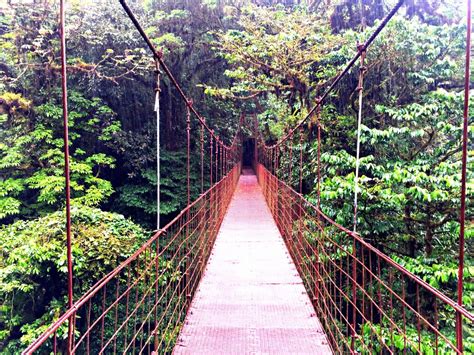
173,169 -> 331,354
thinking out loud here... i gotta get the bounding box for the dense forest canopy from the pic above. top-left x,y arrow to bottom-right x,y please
0,0 -> 472,352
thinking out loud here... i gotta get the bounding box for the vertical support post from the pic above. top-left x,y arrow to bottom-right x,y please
289,133 -> 293,187
351,42 -> 366,352
457,0 -> 471,350
210,133 -> 213,186
224,148 -> 227,175
59,1 -> 73,351
220,144 -> 223,178
254,116 -> 258,169
153,236 -> 160,351
186,102 -> 191,206
209,133 -> 214,235
185,103 -> 191,309
298,126 -> 304,274
274,148 -> 277,176
267,147 -> 270,172
200,124 -> 204,194
316,100 -> 322,211
263,147 -> 266,170
353,43 -> 367,233
299,127 -> 304,195
215,139 -> 219,182
154,58 -> 162,230
276,146 -> 280,216
314,100 -> 323,307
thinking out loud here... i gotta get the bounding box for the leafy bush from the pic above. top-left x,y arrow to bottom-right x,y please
0,206 -> 148,352
0,90 -> 121,222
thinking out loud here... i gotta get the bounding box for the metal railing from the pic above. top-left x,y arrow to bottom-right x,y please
256,163 -> 474,354
23,159 -> 241,354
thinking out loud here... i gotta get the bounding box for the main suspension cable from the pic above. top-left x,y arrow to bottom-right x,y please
119,0 -> 235,148
261,0 -> 405,150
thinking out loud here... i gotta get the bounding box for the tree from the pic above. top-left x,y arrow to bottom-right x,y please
204,4 -> 340,139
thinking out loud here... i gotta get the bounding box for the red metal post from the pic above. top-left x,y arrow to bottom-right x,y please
353,44 -> 366,233
289,133 -> 293,187
298,126 -> 304,276
59,0 -> 74,351
299,127 -> 304,195
186,103 -> 191,206
220,143 -> 223,178
154,59 -> 162,230
457,0 -> 471,350
215,139 -> 219,182
210,134 -> 213,186
225,148 -> 228,175
316,100 -> 322,211
201,125 -> 204,194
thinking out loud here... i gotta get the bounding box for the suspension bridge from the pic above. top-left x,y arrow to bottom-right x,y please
22,0 -> 473,353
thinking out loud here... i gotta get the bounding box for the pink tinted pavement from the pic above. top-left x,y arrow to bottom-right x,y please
173,171 -> 332,354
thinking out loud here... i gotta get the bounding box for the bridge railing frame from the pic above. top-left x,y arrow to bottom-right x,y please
23,161 -> 241,354
256,163 -> 474,354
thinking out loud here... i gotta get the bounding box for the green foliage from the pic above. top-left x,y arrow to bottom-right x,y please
393,255 -> 474,308
0,0 -> 473,352
0,206 -> 148,352
357,320 -> 474,354
0,90 -> 119,221
205,3 -> 340,117
116,149 -> 203,227
256,11 -> 473,349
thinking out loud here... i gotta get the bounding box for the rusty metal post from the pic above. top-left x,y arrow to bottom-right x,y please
186,103 -> 191,206
457,0 -> 471,350
59,0 -> 74,351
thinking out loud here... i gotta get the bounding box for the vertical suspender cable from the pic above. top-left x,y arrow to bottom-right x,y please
154,59 -> 161,230
59,0 -> 74,350
457,0 -> 471,350
353,44 -> 367,233
186,103 -> 191,206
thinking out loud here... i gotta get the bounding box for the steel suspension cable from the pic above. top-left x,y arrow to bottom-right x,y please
119,0 -> 234,148
260,0 -> 405,150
